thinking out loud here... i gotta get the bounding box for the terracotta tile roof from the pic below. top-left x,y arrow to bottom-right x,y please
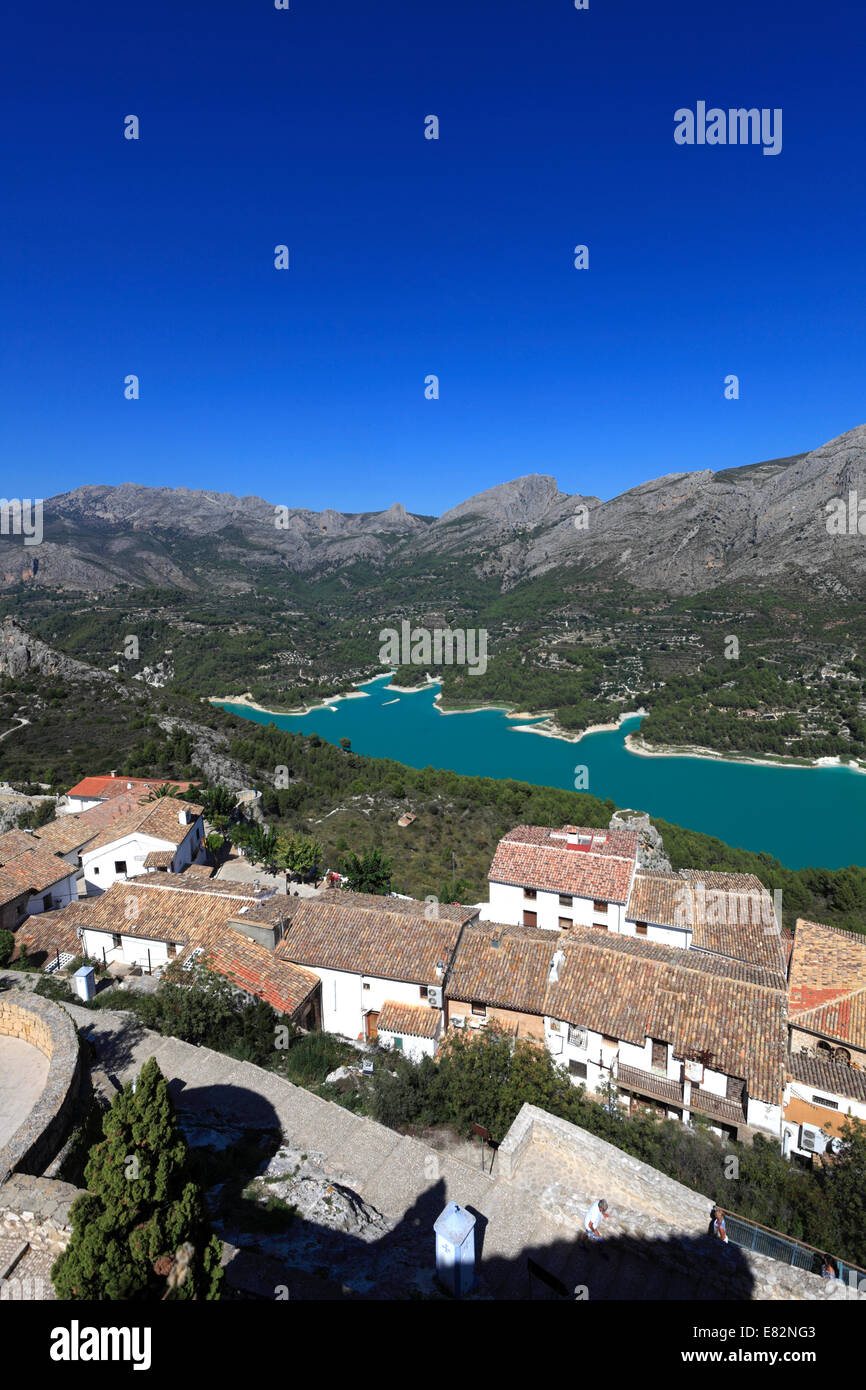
378,1000 -> 441,1039
0,845 -> 76,906
200,936 -> 319,1017
501,825 -> 640,859
447,921 -> 787,1104
63,880 -> 256,942
0,829 -> 42,858
82,799 -> 204,855
143,850 -> 176,868
275,898 -> 464,985
788,919 -> 866,1049
31,814 -> 103,856
16,908 -> 83,962
489,840 -> 635,903
314,888 -> 477,924
786,1054 -> 866,1103
627,870 -> 786,975
66,775 -> 196,800
181,862 -> 215,880
23,880 -> 318,1018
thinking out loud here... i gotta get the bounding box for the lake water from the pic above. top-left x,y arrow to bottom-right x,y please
217,676 -> 866,870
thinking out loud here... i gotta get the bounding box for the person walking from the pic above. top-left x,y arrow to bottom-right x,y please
584,1198 -> 610,1241
712,1208 -> 729,1244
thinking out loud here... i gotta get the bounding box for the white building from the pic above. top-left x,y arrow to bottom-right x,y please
486,825 -> 640,935
274,894 -> 471,1045
0,841 -> 79,932
446,919 -> 786,1142
80,799 -> 205,894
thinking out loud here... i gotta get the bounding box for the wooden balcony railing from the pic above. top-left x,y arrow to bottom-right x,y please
616,1062 -> 684,1106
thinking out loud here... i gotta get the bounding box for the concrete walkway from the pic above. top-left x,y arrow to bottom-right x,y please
55,1001 -> 815,1301
0,1037 -> 49,1150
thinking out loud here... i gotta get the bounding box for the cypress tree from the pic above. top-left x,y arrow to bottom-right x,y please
52,1057 -> 223,1300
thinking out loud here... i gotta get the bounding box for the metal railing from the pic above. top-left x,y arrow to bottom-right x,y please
722,1211 -> 866,1288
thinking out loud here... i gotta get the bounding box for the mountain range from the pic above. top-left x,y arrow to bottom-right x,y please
5,424 -> 866,599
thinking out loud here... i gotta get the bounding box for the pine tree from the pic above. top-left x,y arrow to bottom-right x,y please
51,1057 -> 223,1300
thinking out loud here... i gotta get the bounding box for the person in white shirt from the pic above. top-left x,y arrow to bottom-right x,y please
584,1198 -> 610,1241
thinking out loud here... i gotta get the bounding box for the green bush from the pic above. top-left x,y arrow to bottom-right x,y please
0,929 -> 14,967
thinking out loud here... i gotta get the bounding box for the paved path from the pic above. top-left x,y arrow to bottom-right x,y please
57,1000 -> 746,1299
0,1036 -> 49,1150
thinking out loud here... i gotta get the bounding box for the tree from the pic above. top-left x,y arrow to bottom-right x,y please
51,1057 -> 223,1300
341,846 -> 393,895
144,783 -> 180,801
280,834 -> 322,880
198,784 -> 237,823
0,929 -> 13,967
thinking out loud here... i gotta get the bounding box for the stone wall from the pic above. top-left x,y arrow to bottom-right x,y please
0,1174 -> 79,1300
0,994 -> 82,1181
498,1104 -> 866,1301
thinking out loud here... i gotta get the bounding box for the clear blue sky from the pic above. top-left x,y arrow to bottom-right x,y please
1,0 -> 864,514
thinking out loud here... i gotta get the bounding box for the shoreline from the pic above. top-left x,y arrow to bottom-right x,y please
211,682 -> 865,775
624,732 -> 866,774
209,687 -> 370,718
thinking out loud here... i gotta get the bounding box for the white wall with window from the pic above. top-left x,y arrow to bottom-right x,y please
81,817 -> 204,894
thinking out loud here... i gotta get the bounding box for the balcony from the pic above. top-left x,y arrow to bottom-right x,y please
691,1086 -> 747,1126
616,1062 -> 684,1107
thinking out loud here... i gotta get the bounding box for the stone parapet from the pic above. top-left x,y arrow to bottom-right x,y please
0,994 -> 82,1180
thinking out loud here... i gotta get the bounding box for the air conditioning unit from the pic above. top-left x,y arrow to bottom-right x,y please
451,1015 -> 466,1029
799,1124 -> 828,1154
427,986 -> 443,1008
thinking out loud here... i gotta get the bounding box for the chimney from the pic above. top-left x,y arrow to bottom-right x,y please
228,915 -> 280,952
177,807 -> 191,826
110,770 -> 117,778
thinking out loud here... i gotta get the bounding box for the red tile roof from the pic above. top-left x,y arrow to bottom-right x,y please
275,898 -> 464,984
788,919 -> 866,1049
447,920 -> 787,1104
489,839 -> 634,903
378,1000 -> 441,1039
0,844 -> 76,906
66,775 -> 196,800
82,799 -> 204,854
627,870 -> 786,976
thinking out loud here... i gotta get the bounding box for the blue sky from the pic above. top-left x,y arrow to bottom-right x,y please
1,0 -> 864,514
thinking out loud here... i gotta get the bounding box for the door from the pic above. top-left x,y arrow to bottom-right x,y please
523,910 -> 538,927
365,1010 -> 380,1041
651,1039 -> 667,1071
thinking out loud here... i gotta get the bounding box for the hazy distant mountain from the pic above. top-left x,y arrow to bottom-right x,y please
7,425 -> 866,598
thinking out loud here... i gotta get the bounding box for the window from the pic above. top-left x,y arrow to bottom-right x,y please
593,900 -> 608,914
362,982 -> 371,991
812,1094 -> 839,1110
393,1036 -> 403,1051
569,1060 -> 588,1079
471,1001 -> 487,1017
635,921 -> 648,936
42,895 -> 52,912
524,888 -> 537,900
419,985 -> 428,999
651,1039 -> 667,1071
602,1034 -> 617,1050
559,894 -> 573,907
523,910 -> 537,928
558,917 -> 572,929
93,866 -> 100,875
112,934 -> 122,949
167,943 -> 177,959
593,922 -> 608,932
114,860 -> 127,876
